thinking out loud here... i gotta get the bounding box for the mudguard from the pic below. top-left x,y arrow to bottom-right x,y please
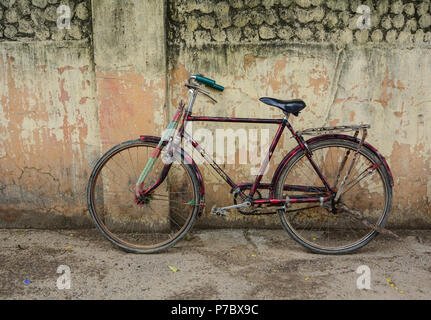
140,135 -> 206,217
270,134 -> 394,197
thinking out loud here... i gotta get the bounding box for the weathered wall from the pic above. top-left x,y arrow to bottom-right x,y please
168,0 -> 431,45
0,0 -> 169,228
0,40 -> 99,227
92,0 -> 167,151
0,0 -> 96,227
0,0 -> 92,41
168,0 -> 431,228
0,0 -> 430,229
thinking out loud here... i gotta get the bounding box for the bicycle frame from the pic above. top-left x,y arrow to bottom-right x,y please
183,114 -> 333,205
137,83 -> 335,208
89,74 -> 397,255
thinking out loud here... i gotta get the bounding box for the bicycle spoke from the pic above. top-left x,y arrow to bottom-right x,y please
88,140 -> 199,253
341,166 -> 378,196
276,139 -> 390,254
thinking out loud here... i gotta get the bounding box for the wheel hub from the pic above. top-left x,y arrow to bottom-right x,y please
135,193 -> 153,205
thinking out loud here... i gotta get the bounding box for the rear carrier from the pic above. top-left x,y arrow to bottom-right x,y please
297,124 -> 370,137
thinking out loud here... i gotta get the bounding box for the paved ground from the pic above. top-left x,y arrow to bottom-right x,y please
0,228 -> 430,300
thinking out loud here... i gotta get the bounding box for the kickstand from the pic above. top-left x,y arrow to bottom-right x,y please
340,204 -> 402,241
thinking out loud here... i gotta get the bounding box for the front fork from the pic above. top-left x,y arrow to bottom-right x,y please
135,103 -> 185,199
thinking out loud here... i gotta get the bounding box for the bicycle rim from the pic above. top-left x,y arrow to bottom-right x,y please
276,138 -> 392,254
87,140 -> 200,253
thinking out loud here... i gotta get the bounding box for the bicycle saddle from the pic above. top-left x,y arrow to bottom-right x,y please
259,97 -> 306,117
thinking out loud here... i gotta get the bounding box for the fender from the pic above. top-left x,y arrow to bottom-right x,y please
140,135 -> 206,217
270,134 -> 394,196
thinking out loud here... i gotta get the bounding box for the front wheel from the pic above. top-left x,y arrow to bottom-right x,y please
275,138 -> 393,255
87,139 -> 201,253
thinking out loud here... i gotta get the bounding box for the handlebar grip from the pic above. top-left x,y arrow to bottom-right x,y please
195,74 -> 215,86
195,74 -> 225,92
213,84 -> 225,92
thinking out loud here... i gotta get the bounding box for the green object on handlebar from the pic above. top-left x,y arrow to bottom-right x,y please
195,74 -> 225,92
213,84 -> 224,91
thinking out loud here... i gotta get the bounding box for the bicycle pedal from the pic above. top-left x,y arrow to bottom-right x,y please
211,205 -> 227,217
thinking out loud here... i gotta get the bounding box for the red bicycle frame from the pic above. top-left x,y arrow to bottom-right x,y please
181,113 -> 334,206
137,78 -> 341,209
138,75 -> 394,214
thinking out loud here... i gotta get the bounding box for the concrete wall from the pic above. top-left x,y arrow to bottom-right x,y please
0,0 -> 430,229
0,40 -> 99,227
0,0 -> 92,41
168,0 -> 431,228
0,1 -> 98,228
168,0 -> 431,46
92,0 -> 168,151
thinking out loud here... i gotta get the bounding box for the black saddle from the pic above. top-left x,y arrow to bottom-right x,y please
259,97 -> 306,117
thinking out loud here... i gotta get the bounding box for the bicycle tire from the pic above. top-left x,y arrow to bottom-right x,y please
275,138 -> 393,255
87,139 -> 201,254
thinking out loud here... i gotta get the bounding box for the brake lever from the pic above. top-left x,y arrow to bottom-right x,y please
185,83 -> 218,104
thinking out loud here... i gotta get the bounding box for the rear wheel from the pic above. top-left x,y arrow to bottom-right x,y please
275,138 -> 392,254
87,139 -> 200,253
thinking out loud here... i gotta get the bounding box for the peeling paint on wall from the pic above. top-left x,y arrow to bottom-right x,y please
168,43 -> 431,228
0,41 -> 100,227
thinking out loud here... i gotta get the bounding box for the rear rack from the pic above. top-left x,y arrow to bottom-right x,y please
297,124 -> 370,136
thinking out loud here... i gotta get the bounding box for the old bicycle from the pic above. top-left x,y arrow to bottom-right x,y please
87,74 -> 394,254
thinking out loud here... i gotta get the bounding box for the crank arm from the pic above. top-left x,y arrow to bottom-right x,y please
211,201 -> 252,216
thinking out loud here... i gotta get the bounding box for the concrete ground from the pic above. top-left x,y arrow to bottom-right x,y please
0,228 -> 430,300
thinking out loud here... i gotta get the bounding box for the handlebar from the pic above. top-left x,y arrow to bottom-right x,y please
192,74 -> 225,92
